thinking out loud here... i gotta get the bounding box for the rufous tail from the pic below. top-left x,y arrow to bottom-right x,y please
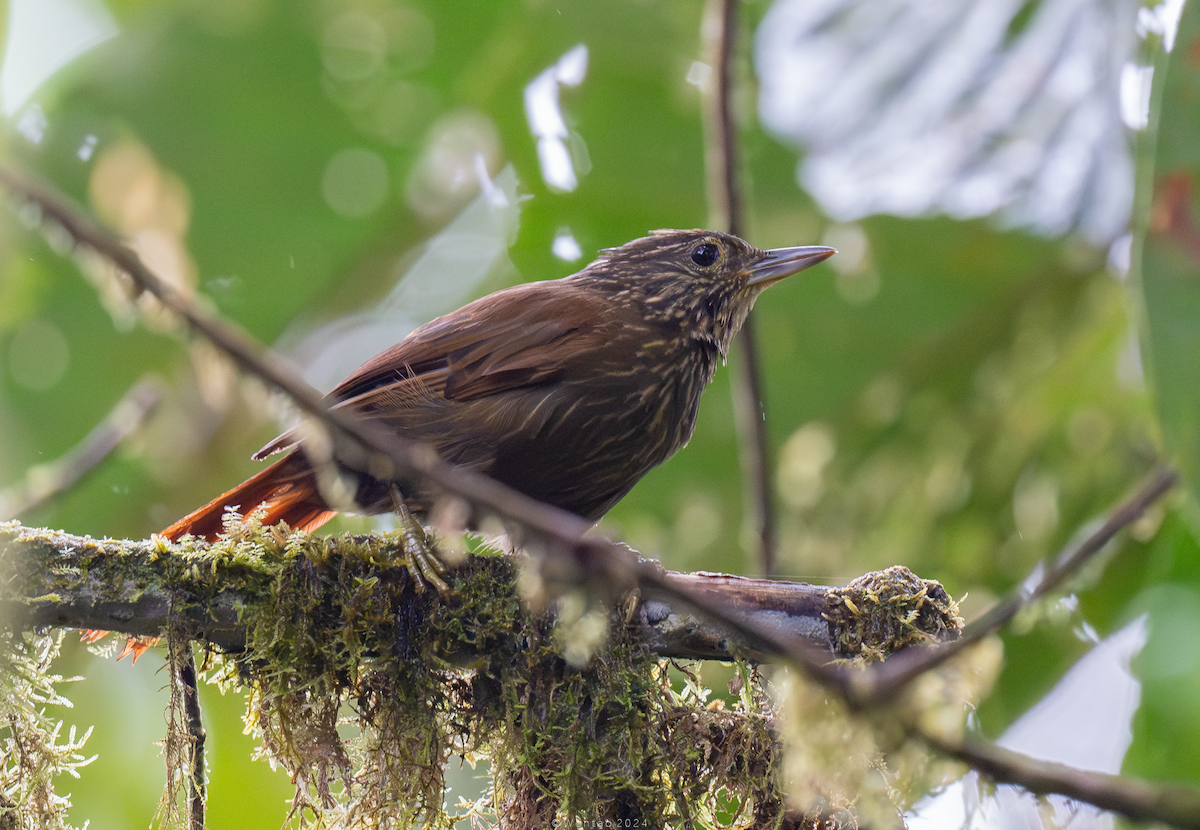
161,451 -> 338,542
85,451 -> 337,660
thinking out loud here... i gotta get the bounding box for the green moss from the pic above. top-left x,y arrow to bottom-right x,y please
824,566 -> 962,661
6,518 -> 781,828
221,525 -> 786,826
1,522 -> 982,827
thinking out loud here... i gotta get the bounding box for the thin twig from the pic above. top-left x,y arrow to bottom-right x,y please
923,732 -> 1200,830
637,466 -> 1178,708
854,466 -> 1177,703
730,314 -> 776,573
704,0 -> 778,575
177,644 -> 206,830
706,0 -> 744,238
963,465 -> 1177,636
0,376 -> 162,520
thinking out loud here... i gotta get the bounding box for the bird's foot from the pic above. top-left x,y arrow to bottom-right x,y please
390,486 -> 450,595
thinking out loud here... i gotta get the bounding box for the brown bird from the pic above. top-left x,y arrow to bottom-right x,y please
161,229 -> 834,544
91,229 -> 832,659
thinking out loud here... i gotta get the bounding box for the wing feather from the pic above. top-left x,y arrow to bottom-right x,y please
254,279 -> 614,459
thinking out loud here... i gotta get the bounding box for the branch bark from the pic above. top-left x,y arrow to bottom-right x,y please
703,0 -> 780,575
0,521 -> 954,663
924,733 -> 1200,830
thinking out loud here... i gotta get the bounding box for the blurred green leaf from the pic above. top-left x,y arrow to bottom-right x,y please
1136,0 -> 1200,516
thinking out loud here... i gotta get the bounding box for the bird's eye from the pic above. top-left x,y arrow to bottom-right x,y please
691,242 -> 720,267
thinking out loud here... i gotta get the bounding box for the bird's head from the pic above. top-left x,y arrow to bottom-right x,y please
576,229 -> 836,357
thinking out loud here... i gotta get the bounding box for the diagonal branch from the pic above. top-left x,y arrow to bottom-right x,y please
922,732 -> 1200,830
853,466 -> 1177,703
0,375 -> 163,521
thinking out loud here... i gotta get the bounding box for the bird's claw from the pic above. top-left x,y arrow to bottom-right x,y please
390,487 -> 451,596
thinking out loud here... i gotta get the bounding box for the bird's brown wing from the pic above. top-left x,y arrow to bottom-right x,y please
254,280 -> 615,459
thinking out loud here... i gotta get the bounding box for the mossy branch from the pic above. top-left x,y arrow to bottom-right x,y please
1,521 -> 814,828
4,519 -> 960,829
0,521 -> 957,663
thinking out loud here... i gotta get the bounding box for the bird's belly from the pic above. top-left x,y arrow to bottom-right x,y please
481,368 -> 704,520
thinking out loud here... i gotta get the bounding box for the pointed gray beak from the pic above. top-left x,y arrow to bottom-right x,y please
746,245 -> 837,288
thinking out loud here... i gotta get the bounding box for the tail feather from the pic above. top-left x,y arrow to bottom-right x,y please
85,452 -> 338,658
160,451 -> 336,542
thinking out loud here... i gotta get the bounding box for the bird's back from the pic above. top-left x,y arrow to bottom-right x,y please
315,277 -> 714,520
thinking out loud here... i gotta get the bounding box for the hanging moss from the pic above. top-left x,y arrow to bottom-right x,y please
2,520 -> 975,828
103,521 -> 786,828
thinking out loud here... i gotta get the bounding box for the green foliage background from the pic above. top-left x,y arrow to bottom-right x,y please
1,0 -> 1199,826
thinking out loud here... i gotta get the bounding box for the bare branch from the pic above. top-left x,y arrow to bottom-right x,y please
0,376 -> 163,521
0,521 -> 945,663
854,467 -> 1178,703
705,0 -> 745,239
922,732 -> 1200,830
703,0 -> 779,575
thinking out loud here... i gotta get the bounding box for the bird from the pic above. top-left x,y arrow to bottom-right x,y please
160,229 -> 835,547
88,229 -> 832,659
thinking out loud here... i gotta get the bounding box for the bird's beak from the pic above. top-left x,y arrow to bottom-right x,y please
746,245 -> 837,288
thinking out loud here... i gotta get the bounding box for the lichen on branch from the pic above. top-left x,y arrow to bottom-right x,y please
0,520 -> 799,827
